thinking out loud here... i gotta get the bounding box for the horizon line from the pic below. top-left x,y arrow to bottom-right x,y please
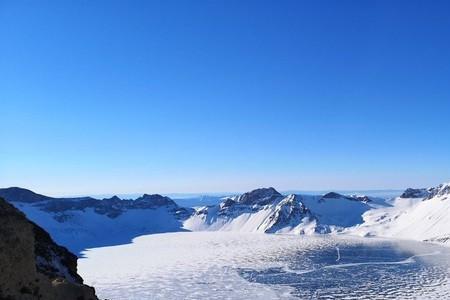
0,185 -> 407,199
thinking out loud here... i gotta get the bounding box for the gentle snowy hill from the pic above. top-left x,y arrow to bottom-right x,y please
350,182 -> 450,246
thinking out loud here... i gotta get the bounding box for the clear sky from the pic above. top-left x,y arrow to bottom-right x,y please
1,0 -> 450,196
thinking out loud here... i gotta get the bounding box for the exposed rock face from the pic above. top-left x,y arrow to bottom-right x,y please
0,197 -> 98,300
214,187 -> 285,217
425,183 -> 450,200
219,198 -> 236,210
260,194 -> 314,233
40,194 -> 179,216
234,187 -> 283,206
400,188 -> 430,199
187,188 -> 321,233
398,184 -> 449,200
321,192 -> 345,199
353,195 -> 372,203
321,192 -> 371,203
186,187 -> 375,234
133,194 -> 176,208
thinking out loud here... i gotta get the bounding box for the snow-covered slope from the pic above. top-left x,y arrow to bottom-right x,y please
8,182 -> 450,255
184,188 -> 376,234
350,182 -> 450,246
0,187 -> 380,254
0,188 -> 192,255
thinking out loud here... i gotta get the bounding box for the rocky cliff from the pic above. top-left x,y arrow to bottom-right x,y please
0,197 -> 98,300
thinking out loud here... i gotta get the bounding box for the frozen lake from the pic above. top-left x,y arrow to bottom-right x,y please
78,232 -> 450,299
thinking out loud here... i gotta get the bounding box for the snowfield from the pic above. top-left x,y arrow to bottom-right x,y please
2,182 -> 450,256
348,182 -> 450,246
78,232 -> 450,300
2,183 -> 450,298
11,203 -> 186,255
79,232 -> 302,300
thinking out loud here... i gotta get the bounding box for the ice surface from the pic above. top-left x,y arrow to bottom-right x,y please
78,232 -> 450,299
79,232 -> 305,299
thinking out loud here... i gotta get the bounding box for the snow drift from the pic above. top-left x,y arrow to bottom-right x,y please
350,182 -> 450,246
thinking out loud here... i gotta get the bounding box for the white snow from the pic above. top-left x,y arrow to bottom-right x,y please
300,194 -> 373,227
78,231 -> 450,300
8,182 -> 450,259
7,183 -> 450,298
348,184 -> 450,246
184,205 -> 280,232
184,194 -> 374,235
79,232 -> 306,300
11,202 -> 185,255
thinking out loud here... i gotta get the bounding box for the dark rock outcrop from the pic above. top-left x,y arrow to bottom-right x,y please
0,187 -> 51,203
352,195 -> 372,203
261,194 -> 314,233
206,188 -> 284,217
425,183 -> 450,200
400,188 -> 430,199
320,192 -> 370,203
235,187 -> 283,206
0,197 -> 98,300
322,192 -> 344,199
219,198 -> 236,210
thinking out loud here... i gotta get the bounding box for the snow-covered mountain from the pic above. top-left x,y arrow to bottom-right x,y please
349,182 -> 450,246
0,187 -> 380,254
0,187 -> 192,255
184,187 -> 378,234
4,182 -> 450,255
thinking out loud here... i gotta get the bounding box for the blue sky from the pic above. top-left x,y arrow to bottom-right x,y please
1,0 -> 450,196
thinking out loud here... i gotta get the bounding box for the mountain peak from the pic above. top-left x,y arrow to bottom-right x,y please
135,194 -> 177,207
400,188 -> 430,199
103,195 -> 121,201
322,192 -> 345,199
0,187 -> 52,203
235,187 -> 282,205
261,194 -> 312,233
426,182 -> 450,200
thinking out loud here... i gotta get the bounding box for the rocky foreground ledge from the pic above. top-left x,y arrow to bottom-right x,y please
0,197 -> 98,300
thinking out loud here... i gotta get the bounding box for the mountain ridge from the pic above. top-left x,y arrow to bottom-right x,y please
2,182 -> 450,256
